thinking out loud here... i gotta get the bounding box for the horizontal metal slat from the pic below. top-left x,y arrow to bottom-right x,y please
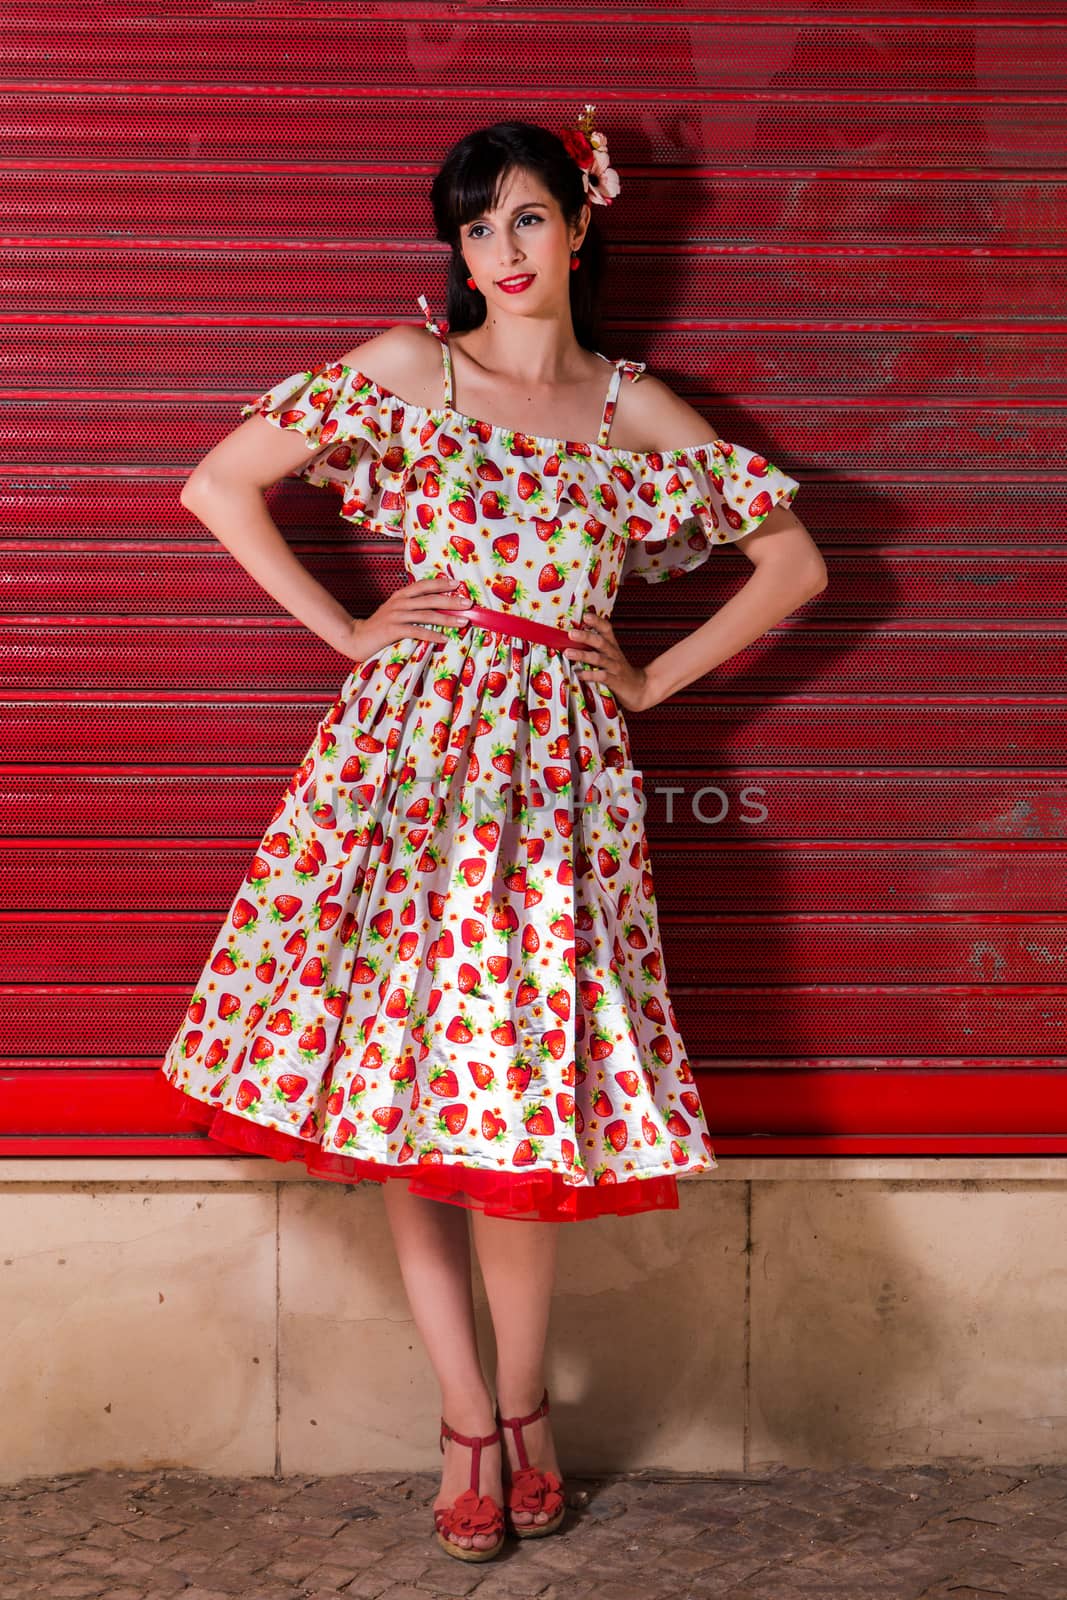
5,172 -> 1067,249
2,15 -> 1066,91
5,93 -> 1066,169
3,623 -> 1066,693
3,771 -> 1067,843
2,697 -> 1062,766
1,843 -> 1066,915
5,548 -> 1067,622
2,914 -> 1064,986
3,249 -> 1066,321
5,1067 -> 1067,1140
1,478 -> 1063,545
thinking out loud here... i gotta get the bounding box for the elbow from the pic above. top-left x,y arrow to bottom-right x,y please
179,471 -> 210,510
804,556 -> 830,598
178,472 -> 231,544
180,470 -> 263,511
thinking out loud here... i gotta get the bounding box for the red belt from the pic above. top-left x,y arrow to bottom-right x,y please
456,602 -> 575,651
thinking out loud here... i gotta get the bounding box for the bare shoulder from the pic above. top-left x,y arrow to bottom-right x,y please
335,323 -> 444,408
615,371 -> 720,452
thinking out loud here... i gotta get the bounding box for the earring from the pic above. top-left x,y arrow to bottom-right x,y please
466,275 -> 478,289
570,251 -> 580,272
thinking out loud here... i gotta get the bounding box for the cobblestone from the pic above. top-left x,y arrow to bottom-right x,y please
2,1462 -> 1067,1596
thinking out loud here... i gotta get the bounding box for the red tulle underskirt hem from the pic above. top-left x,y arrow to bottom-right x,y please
161,1073 -> 680,1223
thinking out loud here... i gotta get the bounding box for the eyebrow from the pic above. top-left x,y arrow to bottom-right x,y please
466,201 -> 547,223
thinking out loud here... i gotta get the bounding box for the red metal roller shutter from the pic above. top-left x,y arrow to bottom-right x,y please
3,6 -> 1067,1160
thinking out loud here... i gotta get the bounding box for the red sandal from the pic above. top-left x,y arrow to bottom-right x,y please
495,1386 -> 567,1538
433,1416 -> 506,1561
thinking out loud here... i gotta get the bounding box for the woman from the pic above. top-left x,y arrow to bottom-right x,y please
160,112 -> 827,1560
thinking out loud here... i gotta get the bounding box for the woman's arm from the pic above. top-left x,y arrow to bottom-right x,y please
641,505 -> 827,705
617,374 -> 828,706
179,329 -> 410,657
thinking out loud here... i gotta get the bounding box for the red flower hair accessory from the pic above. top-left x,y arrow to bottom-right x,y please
559,102 -> 620,207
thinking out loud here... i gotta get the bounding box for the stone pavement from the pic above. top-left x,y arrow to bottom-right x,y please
3,1460 -> 1067,1599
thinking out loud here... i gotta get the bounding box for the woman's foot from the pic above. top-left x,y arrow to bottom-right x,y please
433,1401 -> 503,1553
495,1387 -> 563,1528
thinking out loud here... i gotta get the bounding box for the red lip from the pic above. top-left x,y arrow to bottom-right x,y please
497,274 -> 535,292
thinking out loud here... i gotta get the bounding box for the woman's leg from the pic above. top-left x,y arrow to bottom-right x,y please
470,1212 -> 562,1527
382,1182 -> 501,1551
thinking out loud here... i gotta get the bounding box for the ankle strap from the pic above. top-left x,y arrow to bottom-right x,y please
439,1417 -> 501,1493
495,1387 -> 550,1473
439,1418 -> 501,1450
496,1386 -> 550,1430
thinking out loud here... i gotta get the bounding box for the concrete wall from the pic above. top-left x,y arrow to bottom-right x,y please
3,1158 -> 1066,1485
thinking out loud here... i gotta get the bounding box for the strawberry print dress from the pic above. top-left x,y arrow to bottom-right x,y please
159,295 -> 801,1222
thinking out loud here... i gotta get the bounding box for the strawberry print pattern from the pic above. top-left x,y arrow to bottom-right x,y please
159,297 -> 801,1222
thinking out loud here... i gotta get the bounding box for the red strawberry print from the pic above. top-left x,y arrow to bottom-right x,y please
161,325 -> 802,1217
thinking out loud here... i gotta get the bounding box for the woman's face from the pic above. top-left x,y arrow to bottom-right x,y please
459,166 -> 588,318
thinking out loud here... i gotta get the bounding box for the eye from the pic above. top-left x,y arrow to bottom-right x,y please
466,213 -> 541,240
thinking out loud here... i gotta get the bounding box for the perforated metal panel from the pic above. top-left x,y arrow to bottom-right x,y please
4,3 -> 1067,1160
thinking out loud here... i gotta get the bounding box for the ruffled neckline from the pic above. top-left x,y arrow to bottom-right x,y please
341,363 -> 723,464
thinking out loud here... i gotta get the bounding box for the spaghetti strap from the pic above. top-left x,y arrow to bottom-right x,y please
416,293 -> 454,406
595,354 -> 647,448
597,362 -> 624,447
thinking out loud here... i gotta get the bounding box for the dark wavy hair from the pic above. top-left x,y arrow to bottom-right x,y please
428,119 -> 605,351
